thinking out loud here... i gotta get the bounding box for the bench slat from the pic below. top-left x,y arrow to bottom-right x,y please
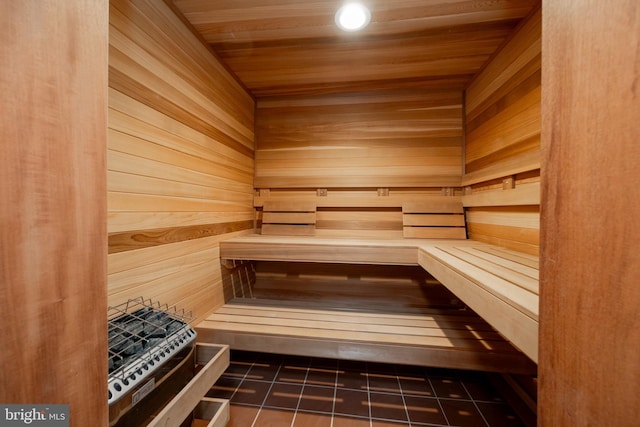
403,227 -> 467,239
262,212 -> 316,225
439,246 -> 539,293
403,214 -> 466,227
216,305 -> 495,329
418,248 -> 538,362
421,246 -> 538,320
475,245 -> 539,269
204,314 -> 508,343
197,302 -> 537,374
454,246 -> 539,280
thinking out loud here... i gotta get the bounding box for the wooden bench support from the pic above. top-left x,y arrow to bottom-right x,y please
419,244 -> 539,362
215,235 -> 540,367
196,302 -> 537,374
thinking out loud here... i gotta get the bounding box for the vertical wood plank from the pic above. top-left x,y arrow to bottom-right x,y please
540,0 -> 640,425
0,1 -> 108,425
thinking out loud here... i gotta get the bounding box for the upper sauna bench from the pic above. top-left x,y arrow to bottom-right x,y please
207,195 -> 539,367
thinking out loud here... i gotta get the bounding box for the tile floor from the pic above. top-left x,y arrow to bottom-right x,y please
207,350 -> 528,427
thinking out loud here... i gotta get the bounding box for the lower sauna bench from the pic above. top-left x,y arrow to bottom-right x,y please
196,301 -> 537,375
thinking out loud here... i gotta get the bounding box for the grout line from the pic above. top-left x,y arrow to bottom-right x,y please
460,380 -> 490,427
330,361 -> 340,427
428,377 -> 450,426
395,367 -> 413,427
227,356 -> 257,401
250,357 -> 284,427
290,357 -> 311,427
365,362 -> 373,427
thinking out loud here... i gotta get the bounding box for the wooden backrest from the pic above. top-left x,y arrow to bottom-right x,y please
256,190 -> 469,239
402,199 -> 467,239
261,200 -> 317,236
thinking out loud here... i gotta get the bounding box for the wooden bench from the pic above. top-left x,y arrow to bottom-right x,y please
200,195 -> 539,371
418,242 -> 539,363
196,301 -> 536,374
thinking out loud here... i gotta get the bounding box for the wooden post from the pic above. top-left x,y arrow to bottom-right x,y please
0,1 -> 108,424
540,0 -> 640,425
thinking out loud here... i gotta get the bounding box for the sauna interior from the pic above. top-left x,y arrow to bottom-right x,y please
2,0 -> 638,426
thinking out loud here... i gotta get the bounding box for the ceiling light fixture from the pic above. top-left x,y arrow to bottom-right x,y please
335,2 -> 371,32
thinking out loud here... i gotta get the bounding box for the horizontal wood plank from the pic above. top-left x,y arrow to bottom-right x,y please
403,227 -> 467,239
463,182 -> 540,207
402,214 -> 466,227
419,244 -> 538,362
196,302 -> 537,374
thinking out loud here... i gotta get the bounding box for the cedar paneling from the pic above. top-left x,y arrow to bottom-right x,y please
540,0 -> 640,425
172,0 -> 538,96
254,189 -> 462,238
108,0 -> 255,319
0,1 -> 108,423
255,89 -> 463,189
463,7 -> 541,255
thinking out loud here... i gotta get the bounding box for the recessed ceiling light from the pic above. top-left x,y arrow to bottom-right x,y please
335,2 -> 371,32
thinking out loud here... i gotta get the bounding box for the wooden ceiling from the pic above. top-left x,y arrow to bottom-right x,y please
170,0 -> 539,97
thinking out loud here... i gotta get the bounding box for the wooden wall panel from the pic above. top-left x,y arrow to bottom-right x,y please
540,0 -> 640,425
255,89 -> 463,189
463,7 -> 541,254
0,1 -> 108,424
108,0 -> 255,319
172,0 -> 538,97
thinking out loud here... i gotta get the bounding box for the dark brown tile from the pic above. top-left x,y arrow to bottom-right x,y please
276,365 -> 308,384
252,407 -> 295,426
398,374 -> 435,397
282,354 -> 311,368
462,379 -> 504,403
298,385 -> 335,413
371,420 -> 410,426
369,392 -> 408,422
431,377 -> 470,400
333,415 -> 371,427
334,388 -> 370,417
337,370 -> 368,391
306,367 -> 337,387
440,399 -> 486,427
368,373 -> 401,393
476,402 -> 525,426
292,411 -> 333,427
231,380 -> 272,406
207,376 -> 241,399
223,360 -> 254,378
227,404 -> 259,427
246,361 -> 281,382
263,382 -> 303,409
404,396 -> 448,425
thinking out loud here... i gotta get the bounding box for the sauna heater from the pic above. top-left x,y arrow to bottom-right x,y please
108,297 -> 197,426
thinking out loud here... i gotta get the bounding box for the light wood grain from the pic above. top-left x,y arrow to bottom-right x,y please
197,303 -> 537,374
0,0 -> 108,423
108,0 -> 255,322
463,182 -> 540,207
148,344 -> 229,427
464,6 -> 541,185
255,89 -> 463,188
419,245 -> 538,362
173,0 -> 538,96
539,0 -> 640,424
